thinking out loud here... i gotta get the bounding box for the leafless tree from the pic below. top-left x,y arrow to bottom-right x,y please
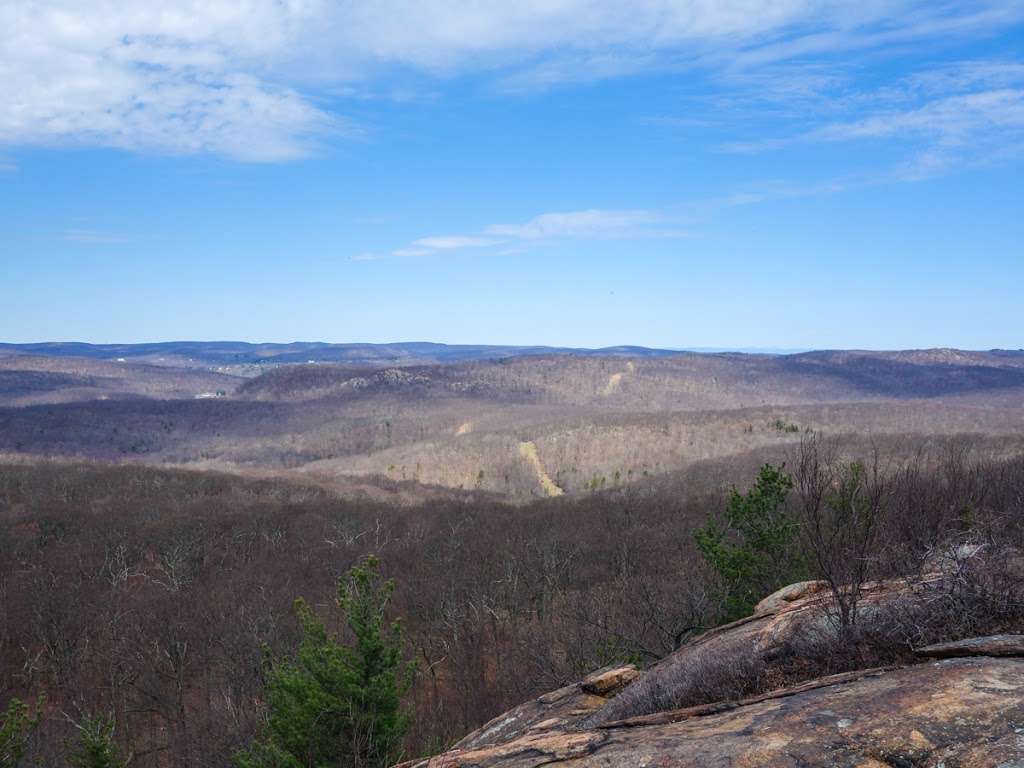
795,434 -> 888,631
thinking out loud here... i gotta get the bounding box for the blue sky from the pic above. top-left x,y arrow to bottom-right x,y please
1,1 -> 1023,349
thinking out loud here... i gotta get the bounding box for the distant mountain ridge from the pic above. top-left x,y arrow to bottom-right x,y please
2,341 -> 1020,370
0,340 -> 686,368
2,343 -> 1024,497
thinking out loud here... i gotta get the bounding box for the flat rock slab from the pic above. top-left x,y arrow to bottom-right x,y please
410,658 -> 1024,768
915,633 -> 1024,658
449,665 -> 637,752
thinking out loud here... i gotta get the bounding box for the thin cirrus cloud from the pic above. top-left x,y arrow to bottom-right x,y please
831,91 -> 1024,177
375,208 -> 675,261
390,248 -> 435,258
721,61 -> 1024,179
485,209 -> 663,239
412,236 -> 502,249
388,236 -> 501,258
2,1 -> 1022,161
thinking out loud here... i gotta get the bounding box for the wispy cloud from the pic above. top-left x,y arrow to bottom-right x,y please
641,115 -> 720,130
715,2 -> 1024,72
412,236 -> 502,250
496,52 -> 659,92
390,248 -> 435,258
720,180 -> 848,208
486,209 -> 663,239
813,89 -> 1024,141
1,2 -> 342,161
385,236 -> 502,258
378,207 -> 681,261
2,1 -> 1021,160
721,58 -> 1024,179
905,60 -> 1024,96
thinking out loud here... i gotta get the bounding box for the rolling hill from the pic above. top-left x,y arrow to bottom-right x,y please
1,346 -> 1023,499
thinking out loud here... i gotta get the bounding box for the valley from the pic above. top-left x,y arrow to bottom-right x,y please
2,344 -> 1023,500
2,342 -> 1024,764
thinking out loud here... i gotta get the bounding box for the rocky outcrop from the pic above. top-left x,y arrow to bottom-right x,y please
409,656 -> 1024,767
586,574 -> 939,726
447,665 -> 639,753
405,576 -> 1024,768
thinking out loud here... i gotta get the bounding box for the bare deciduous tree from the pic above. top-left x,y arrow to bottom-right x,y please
795,435 -> 888,632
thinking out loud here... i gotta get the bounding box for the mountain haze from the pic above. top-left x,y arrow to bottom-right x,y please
2,344 -> 1023,499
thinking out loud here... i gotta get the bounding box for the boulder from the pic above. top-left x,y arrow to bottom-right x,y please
753,579 -> 827,613
579,665 -> 639,696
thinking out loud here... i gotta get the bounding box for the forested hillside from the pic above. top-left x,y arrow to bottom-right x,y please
2,439 -> 1023,764
3,350 -> 1024,500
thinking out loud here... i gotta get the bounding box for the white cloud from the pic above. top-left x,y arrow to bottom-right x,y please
391,248 -> 433,257
325,2 -> 1022,75
2,1 -> 1021,160
0,1 -> 339,161
379,207 -> 678,261
906,61 -> 1024,96
486,209 -> 663,239
411,235 -> 502,250
384,235 -> 503,259
813,90 -> 1024,143
720,56 -> 1024,178
721,180 -> 846,207
714,2 -> 1024,72
818,88 -> 1024,178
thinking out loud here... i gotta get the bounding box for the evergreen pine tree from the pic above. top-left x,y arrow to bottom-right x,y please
67,715 -> 125,768
237,555 -> 413,768
1,698 -> 42,768
695,464 -> 807,620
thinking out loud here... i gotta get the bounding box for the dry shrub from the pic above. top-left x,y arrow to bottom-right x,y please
593,529 -> 1024,725
590,634 -> 773,724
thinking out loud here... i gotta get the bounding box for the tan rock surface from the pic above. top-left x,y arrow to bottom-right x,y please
579,666 -> 640,696
587,574 -> 940,726
448,665 -> 638,753
404,572 -> 1024,768
410,657 -> 1024,768
915,633 -> 1024,658
753,579 -> 828,613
